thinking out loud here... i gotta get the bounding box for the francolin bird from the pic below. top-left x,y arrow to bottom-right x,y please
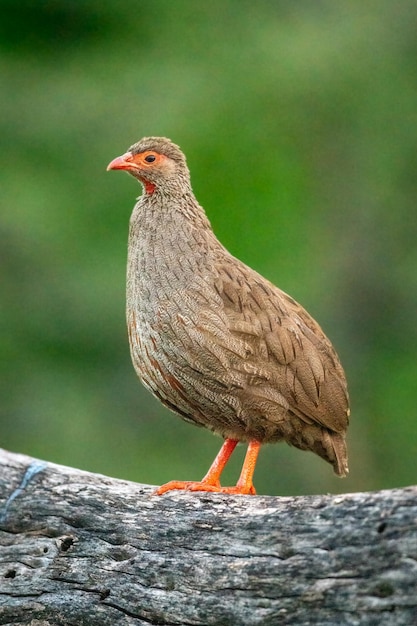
107,137 -> 349,495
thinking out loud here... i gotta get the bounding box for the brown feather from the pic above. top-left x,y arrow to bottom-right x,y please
116,137 -> 349,477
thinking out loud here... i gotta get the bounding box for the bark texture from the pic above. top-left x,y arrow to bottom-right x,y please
0,448 -> 416,625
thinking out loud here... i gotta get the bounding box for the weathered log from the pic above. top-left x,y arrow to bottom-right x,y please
0,448 -> 416,625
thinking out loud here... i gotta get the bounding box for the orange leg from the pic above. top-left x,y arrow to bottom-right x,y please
154,439 -> 260,496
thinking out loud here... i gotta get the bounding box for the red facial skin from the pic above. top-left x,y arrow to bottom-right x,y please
107,150 -> 168,194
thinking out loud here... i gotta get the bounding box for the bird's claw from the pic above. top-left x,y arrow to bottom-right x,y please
154,479 -> 256,496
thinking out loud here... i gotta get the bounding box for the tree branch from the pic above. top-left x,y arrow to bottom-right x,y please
0,448 -> 416,625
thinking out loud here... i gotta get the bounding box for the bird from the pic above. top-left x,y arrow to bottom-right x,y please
107,137 -> 350,495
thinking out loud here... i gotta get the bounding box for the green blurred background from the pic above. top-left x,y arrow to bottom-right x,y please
1,1 -> 416,496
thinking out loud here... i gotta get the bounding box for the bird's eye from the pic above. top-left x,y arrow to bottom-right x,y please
144,154 -> 156,163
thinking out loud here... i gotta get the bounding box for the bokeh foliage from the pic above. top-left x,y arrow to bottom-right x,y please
1,1 -> 416,495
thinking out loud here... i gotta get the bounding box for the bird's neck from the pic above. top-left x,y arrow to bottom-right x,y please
127,190 -> 218,301
130,187 -> 213,238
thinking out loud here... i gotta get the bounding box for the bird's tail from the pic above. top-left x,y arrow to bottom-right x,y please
328,431 -> 349,477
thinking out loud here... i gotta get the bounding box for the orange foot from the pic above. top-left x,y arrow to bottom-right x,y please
154,480 -> 256,496
154,439 -> 260,496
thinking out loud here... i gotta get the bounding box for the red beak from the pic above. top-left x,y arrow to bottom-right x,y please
106,151 -> 135,171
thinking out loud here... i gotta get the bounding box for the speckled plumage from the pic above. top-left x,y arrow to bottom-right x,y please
111,137 -> 350,479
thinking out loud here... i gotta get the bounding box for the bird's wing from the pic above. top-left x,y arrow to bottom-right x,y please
151,257 -> 349,436
210,258 -> 349,434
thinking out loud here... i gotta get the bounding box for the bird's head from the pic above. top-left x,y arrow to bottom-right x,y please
107,137 -> 190,195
